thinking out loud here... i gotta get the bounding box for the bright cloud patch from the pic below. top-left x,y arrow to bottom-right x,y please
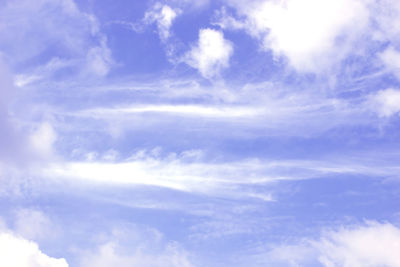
317,222 -> 400,267
29,122 -> 57,158
263,222 -> 400,267
184,28 -> 233,79
379,46 -> 400,79
0,232 -> 68,267
368,88 -> 400,117
144,3 -> 181,41
224,0 -> 368,72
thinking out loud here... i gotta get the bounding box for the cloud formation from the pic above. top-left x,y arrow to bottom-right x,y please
379,46 -> 400,79
79,225 -> 194,267
263,222 -> 400,267
222,0 -> 369,72
0,232 -> 68,267
0,0 -> 113,80
184,28 -> 233,79
144,3 -> 181,41
316,222 -> 400,267
368,88 -> 400,117
219,0 -> 400,78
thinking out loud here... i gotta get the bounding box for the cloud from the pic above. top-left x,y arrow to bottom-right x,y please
169,0 -> 210,11
13,209 -> 56,241
379,46 -> 400,79
84,37 -> 114,76
80,104 -> 263,119
0,0 -> 113,79
372,0 -> 400,43
260,222 -> 400,267
184,28 -> 233,79
368,88 -> 400,117
38,147 -> 400,202
79,225 -> 194,267
316,222 -> 400,267
221,0 -> 369,73
144,3 -> 181,41
29,122 -> 57,158
0,231 -> 68,267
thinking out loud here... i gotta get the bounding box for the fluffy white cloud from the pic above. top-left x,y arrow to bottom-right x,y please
222,0 -> 369,73
316,222 -> 400,267
184,28 -> 233,79
0,232 -> 68,267
368,88 -> 400,117
261,222 -> 400,267
144,3 -> 181,41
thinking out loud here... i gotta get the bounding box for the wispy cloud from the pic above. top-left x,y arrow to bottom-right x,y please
144,3 -> 181,42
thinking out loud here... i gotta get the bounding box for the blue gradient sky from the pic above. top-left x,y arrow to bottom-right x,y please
1,0 -> 400,266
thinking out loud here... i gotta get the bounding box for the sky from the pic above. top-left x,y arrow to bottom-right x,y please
1,0 -> 400,266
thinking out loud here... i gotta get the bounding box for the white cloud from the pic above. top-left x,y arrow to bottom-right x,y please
29,122 -> 57,158
81,104 -> 263,119
379,46 -> 400,79
368,88 -> 400,117
85,38 -> 114,76
223,0 -> 369,73
0,231 -> 68,267
79,226 -> 194,267
0,0 -> 113,79
316,222 -> 400,267
184,28 -> 233,79
144,3 -> 181,41
39,148 -> 400,201
260,222 -> 400,267
372,0 -> 400,43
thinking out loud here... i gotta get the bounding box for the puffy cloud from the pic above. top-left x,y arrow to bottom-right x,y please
0,232 -> 68,267
184,28 -> 233,79
79,226 -> 194,267
368,88 -> 400,117
261,222 -> 400,267
144,3 -> 181,41
221,0 -> 369,73
316,222 -> 400,267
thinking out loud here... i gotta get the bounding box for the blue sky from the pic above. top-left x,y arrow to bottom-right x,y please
1,0 -> 400,266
